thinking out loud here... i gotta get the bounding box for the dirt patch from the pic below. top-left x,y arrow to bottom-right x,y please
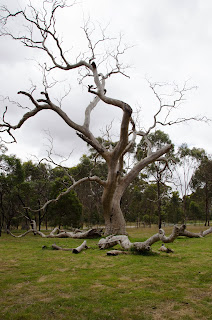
149,301 -> 200,320
37,275 -> 49,283
57,268 -> 70,273
90,281 -> 107,289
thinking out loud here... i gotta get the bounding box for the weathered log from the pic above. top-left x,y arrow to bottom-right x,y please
7,229 -> 33,238
98,235 -> 132,250
51,240 -> 88,253
7,227 -> 102,239
107,250 -> 129,256
178,225 -> 212,238
98,226 -> 180,252
98,224 -> 212,253
72,240 -> 88,254
202,227 -> 212,236
178,224 -> 203,238
158,244 -> 174,253
52,244 -> 73,251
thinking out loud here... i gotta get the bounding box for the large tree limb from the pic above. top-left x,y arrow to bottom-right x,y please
98,225 -> 212,253
121,144 -> 172,192
24,175 -> 106,213
52,240 -> 88,253
178,224 -> 212,238
8,227 -> 103,239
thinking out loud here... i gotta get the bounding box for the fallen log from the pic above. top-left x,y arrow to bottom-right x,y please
52,244 -> 73,251
51,240 -> 88,253
7,225 -> 102,239
107,250 -> 129,256
72,240 -> 88,254
98,224 -> 212,253
178,224 -> 212,238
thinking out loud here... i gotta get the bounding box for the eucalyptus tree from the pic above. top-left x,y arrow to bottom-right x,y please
48,174 -> 82,229
21,161 -> 52,230
191,157 -> 212,226
174,144 -> 206,221
136,130 -> 175,228
0,154 -> 24,234
69,154 -> 107,227
0,1 -> 201,235
164,191 -> 183,224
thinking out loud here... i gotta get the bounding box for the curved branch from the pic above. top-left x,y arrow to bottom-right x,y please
121,144 -> 172,192
98,225 -> 212,253
25,175 -> 106,212
8,228 -> 102,239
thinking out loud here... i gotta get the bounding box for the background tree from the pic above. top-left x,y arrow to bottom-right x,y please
121,174 -> 148,225
0,154 -> 24,234
20,161 -> 52,230
191,157 -> 212,226
174,144 -> 206,221
48,182 -> 82,229
136,130 -> 175,228
164,191 -> 183,224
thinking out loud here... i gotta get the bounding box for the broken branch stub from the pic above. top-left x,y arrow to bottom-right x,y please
72,241 -> 88,254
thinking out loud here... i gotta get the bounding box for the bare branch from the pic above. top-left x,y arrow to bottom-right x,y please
25,175 -> 106,213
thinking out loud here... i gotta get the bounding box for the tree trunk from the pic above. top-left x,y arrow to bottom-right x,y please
102,186 -> 126,236
204,182 -> 210,226
45,214 -> 48,230
38,200 -> 41,231
157,179 -> 162,229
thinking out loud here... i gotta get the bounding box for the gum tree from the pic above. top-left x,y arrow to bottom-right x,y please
136,130 -> 175,228
0,1 -> 202,235
191,157 -> 212,226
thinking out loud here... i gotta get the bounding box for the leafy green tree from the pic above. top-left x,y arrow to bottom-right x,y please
191,157 -> 212,226
20,161 -> 52,230
165,191 -> 183,224
68,154 -> 107,227
189,201 -> 202,222
0,154 -> 24,234
136,130 -> 175,228
121,174 -> 148,223
175,144 -> 206,221
48,172 -> 82,228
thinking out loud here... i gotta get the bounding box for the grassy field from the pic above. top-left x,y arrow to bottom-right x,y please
0,225 -> 212,320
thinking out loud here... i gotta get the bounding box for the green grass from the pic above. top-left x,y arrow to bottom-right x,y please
0,226 -> 212,320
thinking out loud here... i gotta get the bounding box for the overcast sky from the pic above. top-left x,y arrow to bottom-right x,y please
0,0 -> 212,166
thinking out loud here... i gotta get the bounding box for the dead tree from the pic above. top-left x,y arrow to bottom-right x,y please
0,1 -> 206,235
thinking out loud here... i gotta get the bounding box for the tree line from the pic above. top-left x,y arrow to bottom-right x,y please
0,130 -> 211,236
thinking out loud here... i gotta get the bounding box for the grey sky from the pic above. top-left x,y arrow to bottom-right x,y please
0,0 -> 211,166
